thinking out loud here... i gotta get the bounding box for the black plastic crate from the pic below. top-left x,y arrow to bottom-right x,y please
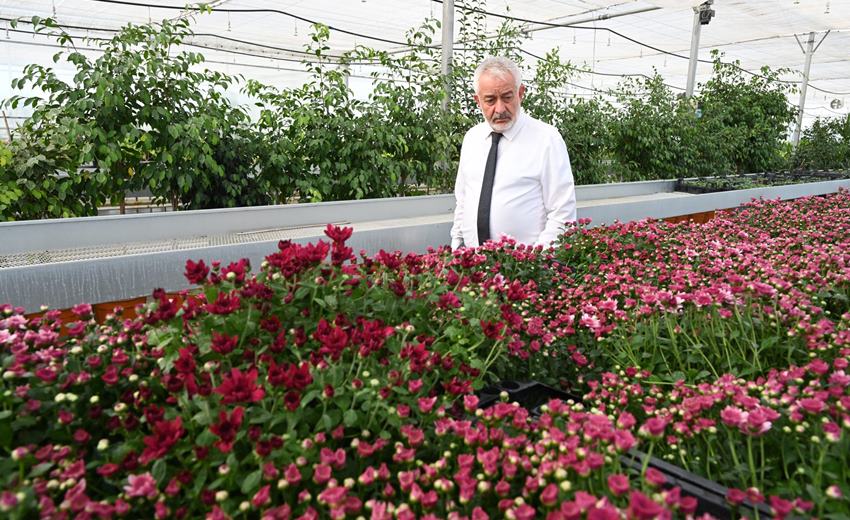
476,380 -> 583,417
477,380 -> 773,519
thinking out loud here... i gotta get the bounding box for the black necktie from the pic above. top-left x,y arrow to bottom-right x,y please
477,132 -> 502,244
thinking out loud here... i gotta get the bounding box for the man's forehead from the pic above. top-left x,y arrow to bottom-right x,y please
477,74 -> 518,94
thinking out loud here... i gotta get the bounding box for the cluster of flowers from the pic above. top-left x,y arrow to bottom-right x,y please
2,192 -> 850,518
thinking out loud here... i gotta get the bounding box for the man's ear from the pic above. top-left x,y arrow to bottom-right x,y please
518,84 -> 526,102
473,93 -> 481,109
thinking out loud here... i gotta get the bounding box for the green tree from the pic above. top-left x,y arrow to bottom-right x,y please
697,51 -> 796,173
793,114 -> 850,170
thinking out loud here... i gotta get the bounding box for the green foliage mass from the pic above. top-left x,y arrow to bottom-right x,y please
0,10 -> 841,222
793,113 -> 850,170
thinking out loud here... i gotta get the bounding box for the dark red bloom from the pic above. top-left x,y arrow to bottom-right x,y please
284,390 -> 302,411
210,407 -> 244,453
211,332 -> 239,356
324,224 -> 353,244
173,348 -> 196,374
214,368 -> 265,404
184,259 -> 209,284
140,417 -> 184,465
205,292 -> 241,315
480,320 -> 506,340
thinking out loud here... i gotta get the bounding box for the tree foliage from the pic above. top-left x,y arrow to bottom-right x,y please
793,114 -> 850,170
2,14 -> 841,222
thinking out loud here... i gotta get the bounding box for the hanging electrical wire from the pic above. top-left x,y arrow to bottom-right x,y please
429,0 -> 850,96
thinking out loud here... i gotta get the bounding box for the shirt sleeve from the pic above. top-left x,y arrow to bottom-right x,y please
450,136 -> 469,250
535,131 -> 577,248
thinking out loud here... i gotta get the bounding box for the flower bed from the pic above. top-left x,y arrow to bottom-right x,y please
2,192 -> 850,519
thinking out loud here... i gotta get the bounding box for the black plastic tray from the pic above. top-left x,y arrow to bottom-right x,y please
477,380 -> 774,519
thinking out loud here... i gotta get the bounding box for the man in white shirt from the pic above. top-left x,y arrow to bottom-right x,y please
450,56 -> 577,250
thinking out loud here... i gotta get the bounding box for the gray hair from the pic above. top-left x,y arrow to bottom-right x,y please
473,56 -> 522,94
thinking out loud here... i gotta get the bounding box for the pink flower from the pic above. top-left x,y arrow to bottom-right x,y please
418,396 -> 437,414
720,406 -> 745,428
0,491 -> 18,510
628,491 -> 663,520
319,486 -> 348,506
124,473 -> 158,499
644,468 -> 666,488
798,397 -> 825,414
252,485 -> 271,508
284,463 -> 302,485
540,483 -> 559,507
769,495 -> 794,519
639,416 -> 668,439
607,474 -> 629,496
726,487 -> 748,506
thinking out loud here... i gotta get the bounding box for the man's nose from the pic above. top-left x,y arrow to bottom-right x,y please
494,99 -> 507,114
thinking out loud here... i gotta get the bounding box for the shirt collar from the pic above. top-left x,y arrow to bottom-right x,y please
480,109 -> 527,142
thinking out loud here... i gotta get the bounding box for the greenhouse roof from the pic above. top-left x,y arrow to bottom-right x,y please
0,0 -> 848,131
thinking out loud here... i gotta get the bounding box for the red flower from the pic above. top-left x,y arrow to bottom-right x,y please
184,259 -> 209,284
210,407 -> 244,453
283,391 -> 302,411
211,332 -> 239,355
205,292 -> 241,315
174,348 -> 197,374
140,417 -> 184,465
324,224 -> 353,244
480,320 -> 506,340
214,368 -> 265,404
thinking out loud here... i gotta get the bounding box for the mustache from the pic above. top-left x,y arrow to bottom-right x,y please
492,111 -> 512,120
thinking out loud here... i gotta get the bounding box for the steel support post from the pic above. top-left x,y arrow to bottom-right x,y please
685,6 -> 704,98
441,0 -> 454,110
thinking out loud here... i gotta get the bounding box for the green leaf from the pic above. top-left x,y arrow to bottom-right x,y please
241,469 -> 262,495
343,409 -> 358,427
151,459 -> 167,484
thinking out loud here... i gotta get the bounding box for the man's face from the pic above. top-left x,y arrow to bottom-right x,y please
474,71 -> 525,132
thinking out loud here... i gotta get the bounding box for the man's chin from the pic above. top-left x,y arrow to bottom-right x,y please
488,119 -> 514,132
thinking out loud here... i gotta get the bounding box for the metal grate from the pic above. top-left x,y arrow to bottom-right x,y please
0,223 -> 347,269
0,215 -> 452,269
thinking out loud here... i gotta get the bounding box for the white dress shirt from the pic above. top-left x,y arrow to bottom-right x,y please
450,110 -> 577,249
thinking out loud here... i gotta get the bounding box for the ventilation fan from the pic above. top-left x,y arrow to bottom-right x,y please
830,99 -> 844,110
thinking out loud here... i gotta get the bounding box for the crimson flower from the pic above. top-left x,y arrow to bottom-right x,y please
324,224 -> 353,244
205,292 -> 241,315
214,368 -> 265,404
140,417 -> 184,465
211,332 -> 239,355
184,259 -> 209,284
210,407 -> 244,453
